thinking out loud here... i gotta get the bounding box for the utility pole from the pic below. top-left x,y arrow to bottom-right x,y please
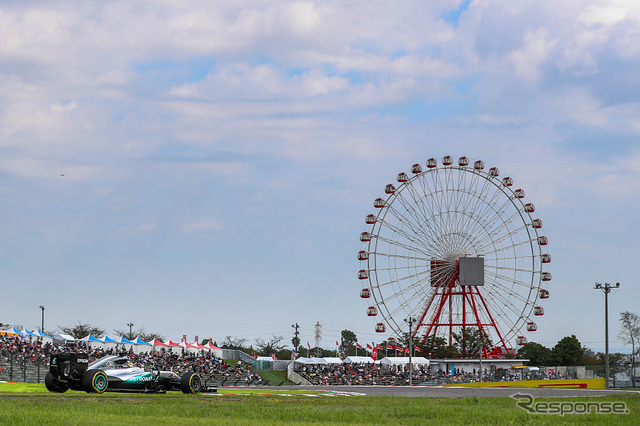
291,323 -> 300,356
314,322 -> 322,358
127,322 -> 134,340
405,317 -> 416,386
594,282 -> 620,389
39,305 -> 45,332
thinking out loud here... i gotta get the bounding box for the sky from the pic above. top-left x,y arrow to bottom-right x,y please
1,1 -> 639,353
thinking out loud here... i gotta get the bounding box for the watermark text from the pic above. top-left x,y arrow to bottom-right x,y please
511,393 -> 629,416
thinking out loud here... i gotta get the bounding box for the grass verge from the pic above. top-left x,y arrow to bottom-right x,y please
0,383 -> 638,425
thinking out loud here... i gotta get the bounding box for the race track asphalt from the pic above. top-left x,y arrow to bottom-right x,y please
267,385 -> 638,398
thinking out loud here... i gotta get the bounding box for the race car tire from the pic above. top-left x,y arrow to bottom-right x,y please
45,372 -> 68,393
180,372 -> 202,394
82,369 -> 108,394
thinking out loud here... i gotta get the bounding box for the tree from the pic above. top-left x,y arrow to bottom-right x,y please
138,331 -> 166,342
221,336 -> 248,350
551,335 -> 584,366
113,327 -> 137,341
619,311 -> 640,388
597,352 -> 627,386
423,336 -> 457,358
583,346 -> 600,365
517,342 -> 552,366
59,322 -> 105,339
309,346 -> 336,358
113,326 -> 166,342
254,335 -> 286,356
340,329 -> 358,356
453,328 -> 492,357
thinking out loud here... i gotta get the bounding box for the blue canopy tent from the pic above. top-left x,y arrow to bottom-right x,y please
80,334 -> 103,348
80,334 -> 102,342
132,337 -> 152,353
99,335 -> 120,350
32,329 -> 51,338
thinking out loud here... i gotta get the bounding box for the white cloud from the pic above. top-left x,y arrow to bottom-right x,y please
51,100 -> 78,112
179,217 -> 223,232
579,0 -> 639,27
2,0 -> 640,349
508,28 -> 556,82
171,64 -> 349,100
137,222 -> 159,232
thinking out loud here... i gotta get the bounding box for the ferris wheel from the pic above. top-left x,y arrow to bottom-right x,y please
358,156 -> 551,355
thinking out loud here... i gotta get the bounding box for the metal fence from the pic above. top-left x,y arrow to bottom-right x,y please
0,355 -> 48,383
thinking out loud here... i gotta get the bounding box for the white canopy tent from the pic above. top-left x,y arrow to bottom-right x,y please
53,333 -> 76,344
379,357 -> 430,369
323,357 -> 344,364
343,356 -> 375,364
295,357 -> 329,365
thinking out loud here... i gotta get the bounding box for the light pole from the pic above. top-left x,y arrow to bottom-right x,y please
594,282 -> 620,389
127,322 -> 134,340
39,305 -> 45,332
479,332 -> 483,383
405,317 -> 416,386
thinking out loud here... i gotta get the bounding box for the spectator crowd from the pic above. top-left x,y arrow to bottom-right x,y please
0,335 -> 262,385
1,334 -> 576,387
294,361 -> 575,386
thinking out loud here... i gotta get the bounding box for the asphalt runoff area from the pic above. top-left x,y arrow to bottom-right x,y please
269,385 -> 637,398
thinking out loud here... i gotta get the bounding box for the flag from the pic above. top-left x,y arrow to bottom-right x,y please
366,344 -> 372,350
271,353 -> 277,360
291,349 -> 298,360
307,342 -> 311,350
356,343 -> 362,349
386,344 -> 393,350
404,348 -> 409,354
414,347 -> 421,352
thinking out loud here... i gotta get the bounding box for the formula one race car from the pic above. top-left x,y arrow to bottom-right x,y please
45,353 -> 214,394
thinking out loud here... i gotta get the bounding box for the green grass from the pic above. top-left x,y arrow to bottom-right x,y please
259,369 -> 293,385
0,383 -> 638,425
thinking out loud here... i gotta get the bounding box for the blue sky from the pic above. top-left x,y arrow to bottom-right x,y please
1,1 -> 639,353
